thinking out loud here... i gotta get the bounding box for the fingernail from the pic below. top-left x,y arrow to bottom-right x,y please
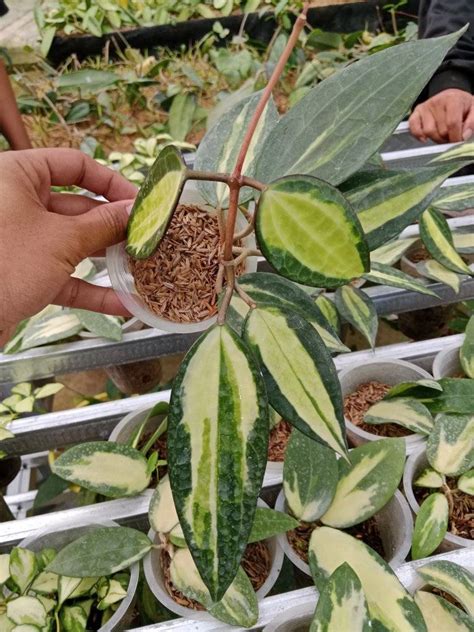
463,128 -> 473,141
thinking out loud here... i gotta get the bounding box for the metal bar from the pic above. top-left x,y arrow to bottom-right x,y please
381,141 -> 459,163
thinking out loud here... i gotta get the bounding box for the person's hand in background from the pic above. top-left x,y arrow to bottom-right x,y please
409,88 -> 474,143
0,148 -> 137,342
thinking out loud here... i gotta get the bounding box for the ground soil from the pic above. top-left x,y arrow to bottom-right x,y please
414,480 -> 474,540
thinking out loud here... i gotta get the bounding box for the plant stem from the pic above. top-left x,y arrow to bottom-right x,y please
187,169 -> 266,191
443,483 -> 455,516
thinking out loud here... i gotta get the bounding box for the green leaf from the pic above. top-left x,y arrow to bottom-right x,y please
426,413 -> 474,476
256,175 -> 369,288
59,604 -> 88,631
248,507 -> 299,543
414,590 -> 474,632
314,295 -> 340,333
168,93 -> 196,142
0,553 -> 10,584
416,259 -> 463,293
33,473 -> 69,509
427,378 -> 474,414
33,383 -> 64,399
40,26 -> 56,58
431,140 -> 474,164
58,69 -> 119,92
11,383 -> 32,397
334,285 -> 378,348
310,563 -> 371,632
244,305 -> 348,457
20,312 -> 82,351
51,441 -> 150,497
72,309 -> 123,341
414,468 -> 444,488
417,560 -> 474,617
308,527 -> 426,631
460,315 -> 474,378
47,527 -> 151,577
412,493 -> 449,559
363,263 -> 438,298
170,548 -> 258,627
9,548 -> 38,595
30,571 -> 58,595
97,578 -> 127,609
126,145 -> 187,259
194,91 -> 278,208
255,29 -> 464,185
458,469 -> 474,495
350,165 -> 461,249
13,397 -> 35,414
420,208 -> 472,275
168,324 -> 268,601
385,379 -> 443,399
283,428 -> 339,522
6,597 -> 47,627
321,438 -> 405,528
433,183 -> 474,212
364,398 -> 433,435
148,475 -> 178,534
237,273 -> 348,354
370,237 -> 418,266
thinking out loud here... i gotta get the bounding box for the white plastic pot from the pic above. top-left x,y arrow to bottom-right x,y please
19,520 -> 139,632
432,344 -> 463,379
338,359 -> 432,455
143,499 -> 284,622
107,181 -> 257,334
403,446 -> 471,551
275,488 -> 413,577
263,602 -> 316,632
108,403 -> 167,444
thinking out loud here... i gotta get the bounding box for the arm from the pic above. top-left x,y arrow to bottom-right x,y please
0,60 -> 32,150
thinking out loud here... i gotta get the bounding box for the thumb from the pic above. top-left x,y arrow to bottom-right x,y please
462,101 -> 474,141
74,198 -> 135,257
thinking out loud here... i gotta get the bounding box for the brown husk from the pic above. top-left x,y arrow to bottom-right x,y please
268,420 -> 292,462
414,479 -> 474,540
344,381 -> 411,438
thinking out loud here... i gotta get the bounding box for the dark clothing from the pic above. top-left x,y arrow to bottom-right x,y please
419,0 -> 474,97
0,1 -> 8,17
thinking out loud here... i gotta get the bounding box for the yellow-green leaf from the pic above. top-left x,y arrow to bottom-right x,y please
426,414 -> 474,476
420,208 -> 471,275
411,493 -> 449,559
365,398 -> 433,435
415,590 -> 474,632
458,469 -> 474,495
416,259 -> 463,293
363,263 -> 438,297
334,285 -> 378,348
370,238 -> 418,266
460,315 -> 474,378
417,560 -> 474,617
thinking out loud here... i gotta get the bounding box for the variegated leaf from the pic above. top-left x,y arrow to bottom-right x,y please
51,441 -> 150,497
0,553 -> 10,584
72,309 -> 123,341
426,414 -> 474,476
237,273 -> 348,354
20,310 -> 82,351
6,596 -> 47,627
415,590 -> 474,632
411,493 -> 449,559
194,92 -> 278,208
417,560 -> 474,617
349,165 -> 461,249
363,262 -> 438,297
314,295 -> 340,333
60,604 -> 88,630
309,527 -> 426,631
453,229 -> 474,254
431,141 -> 474,164
243,305 -> 348,458
370,238 -> 419,266
414,467 -> 444,488
256,30 -> 464,185
433,183 -> 474,212
458,469 -> 474,495
334,285 -> 378,348
416,259 -> 463,293
30,571 -> 58,594
385,379 -> 443,399
460,315 -> 474,378
248,507 -> 299,543
168,324 -> 268,601
428,378 -> 474,414
364,398 -> 433,435
9,548 -> 37,595
148,475 -> 178,534
126,145 -> 187,259
310,563 -> 370,632
170,548 -> 258,627
225,295 -> 251,336
321,438 -> 405,528
169,523 -> 186,548
283,429 -> 339,522
256,175 -> 369,288
419,208 -> 472,275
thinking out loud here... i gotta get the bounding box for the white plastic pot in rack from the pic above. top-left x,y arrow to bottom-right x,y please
403,446 -> 472,552
263,601 -> 316,632
432,343 -> 463,379
143,499 -> 284,622
107,181 -> 257,334
274,488 -> 413,577
20,520 -> 139,632
338,359 -> 432,455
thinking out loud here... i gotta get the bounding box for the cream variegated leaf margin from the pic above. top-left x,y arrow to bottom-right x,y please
416,259 -> 463,293
244,306 -> 348,458
194,92 -> 278,208
433,183 -> 474,212
364,398 -> 433,435
458,469 -> 474,495
321,438 -> 405,528
452,230 -> 474,254
9,548 -> 37,595
370,238 -> 418,266
417,560 -> 474,617
414,467 -> 444,488
431,141 -> 474,163
411,493 -> 448,559
51,441 -> 150,498
283,429 -> 339,522
167,324 -> 268,601
314,295 -> 340,333
363,263 -> 438,297
419,208 -> 471,275
415,590 -> 474,632
309,527 -> 427,631
426,414 -> 474,476
334,285 -> 378,348
0,554 -> 10,585
460,315 -> 474,378
170,548 -> 258,627
310,563 -> 370,632
20,310 -> 82,352
6,596 -> 47,627
148,475 -> 179,534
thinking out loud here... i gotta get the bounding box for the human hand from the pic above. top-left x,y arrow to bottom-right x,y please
0,148 -> 137,340
409,89 -> 474,144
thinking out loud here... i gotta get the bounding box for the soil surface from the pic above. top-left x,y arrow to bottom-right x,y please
414,480 -> 474,540
268,420 -> 292,462
344,381 -> 411,438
